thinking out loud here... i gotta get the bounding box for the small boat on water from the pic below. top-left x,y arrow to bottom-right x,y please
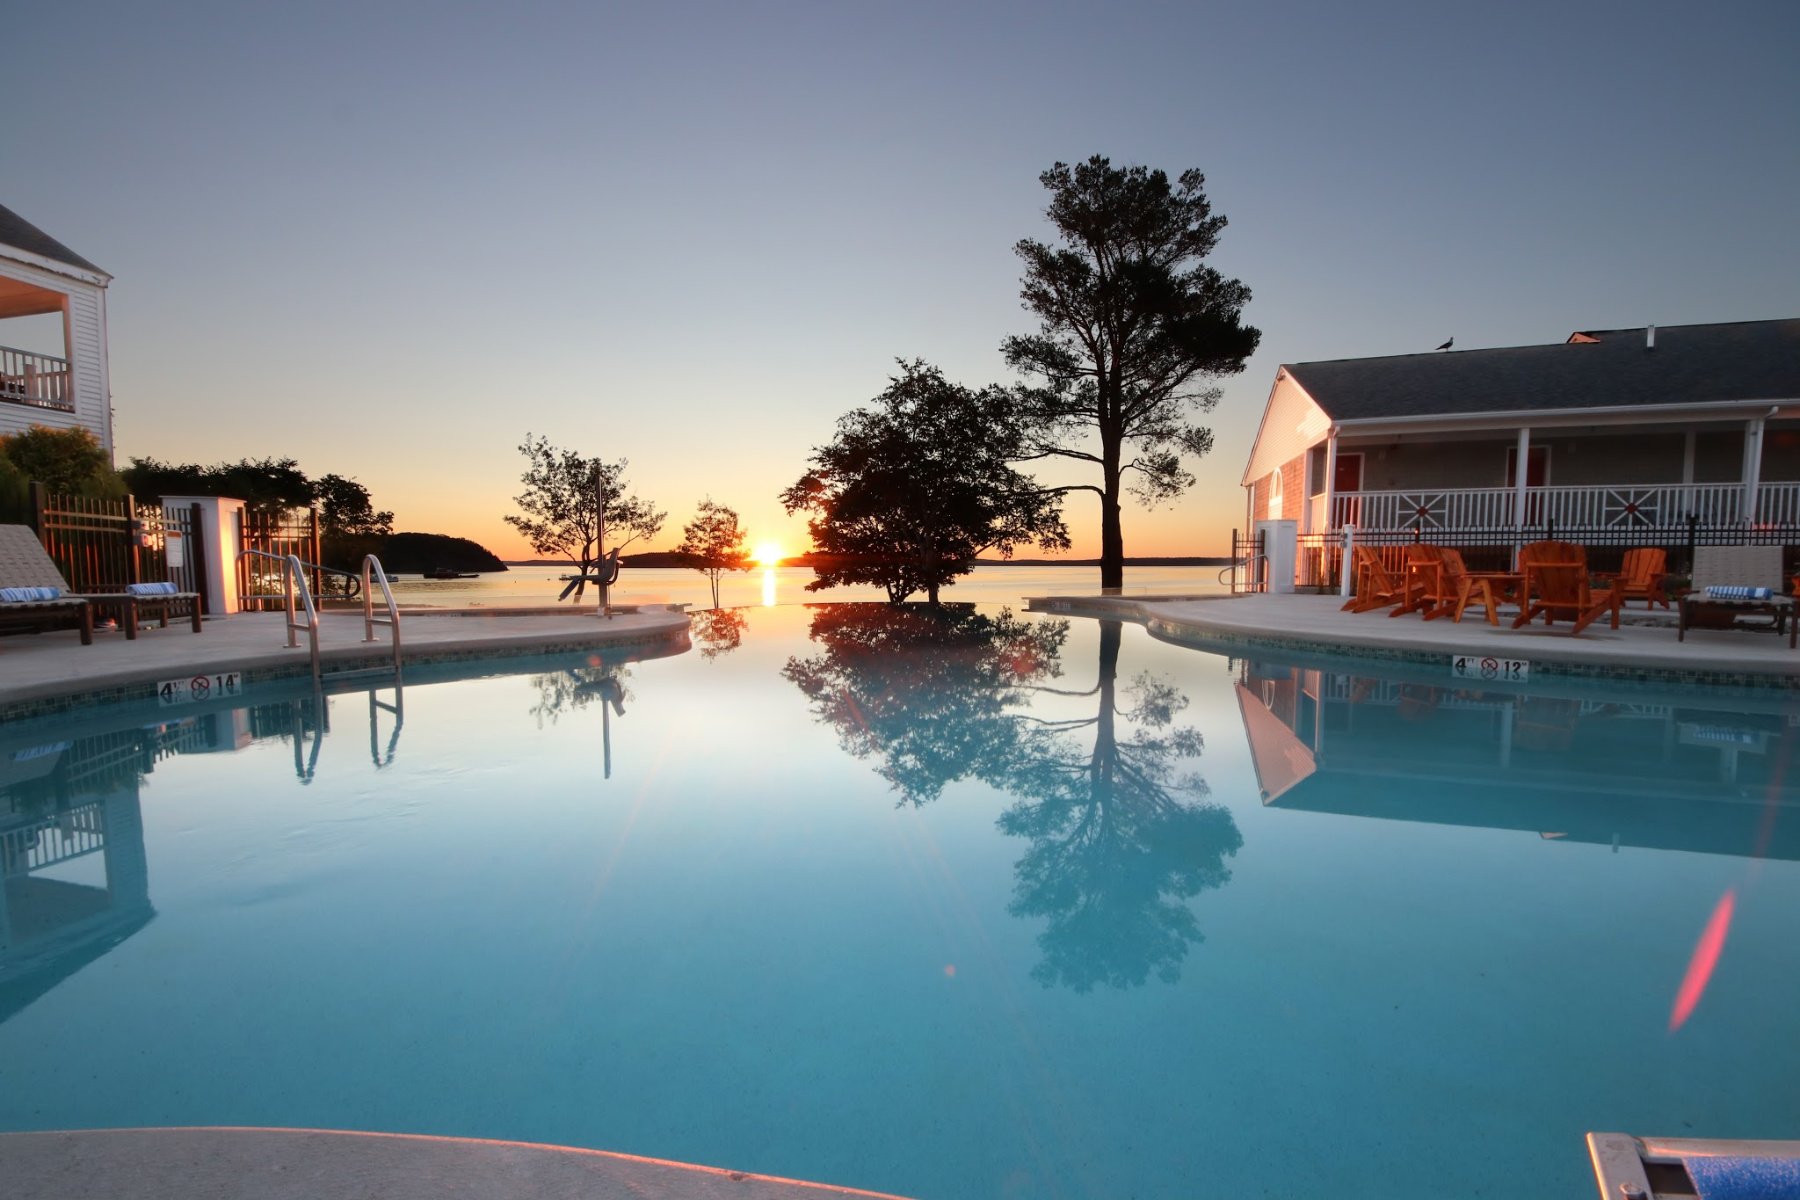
423,568 -> 479,580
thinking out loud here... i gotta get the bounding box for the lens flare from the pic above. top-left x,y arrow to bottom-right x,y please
1669,888 -> 1736,1032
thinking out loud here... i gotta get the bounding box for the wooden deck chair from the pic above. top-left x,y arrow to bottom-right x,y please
1421,547 -> 1512,624
0,524 -> 93,645
1387,544 -> 1445,617
1595,547 -> 1669,609
1513,542 -> 1622,635
1343,546 -> 1413,614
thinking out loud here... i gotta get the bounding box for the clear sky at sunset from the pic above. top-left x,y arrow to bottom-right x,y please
8,1 -> 1796,561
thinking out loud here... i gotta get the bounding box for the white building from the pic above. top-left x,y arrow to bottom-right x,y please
0,203 -> 113,453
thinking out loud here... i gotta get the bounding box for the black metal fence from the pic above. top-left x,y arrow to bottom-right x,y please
30,484 -> 207,608
236,506 -> 321,612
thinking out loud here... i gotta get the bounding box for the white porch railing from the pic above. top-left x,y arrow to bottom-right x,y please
0,344 -> 74,412
1328,482 -> 1800,531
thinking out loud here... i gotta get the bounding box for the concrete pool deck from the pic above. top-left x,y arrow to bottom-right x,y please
0,606 -> 692,719
1025,592 -> 1800,688
0,1128 -> 911,1199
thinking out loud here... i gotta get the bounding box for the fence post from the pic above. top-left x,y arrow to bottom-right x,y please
188,502 -> 211,615
126,494 -> 143,585
1339,524 -> 1356,599
1686,512 -> 1699,573
29,481 -> 46,535
1255,529 -> 1266,593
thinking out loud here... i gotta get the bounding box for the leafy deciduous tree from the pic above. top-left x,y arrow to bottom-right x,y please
504,434 -> 665,601
1003,156 -> 1261,589
782,360 -> 1068,606
677,497 -> 752,608
0,425 -> 126,499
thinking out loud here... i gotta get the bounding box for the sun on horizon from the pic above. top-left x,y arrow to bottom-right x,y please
753,542 -> 785,568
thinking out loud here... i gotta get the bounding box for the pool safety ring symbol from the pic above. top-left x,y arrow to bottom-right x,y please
190,674 -> 211,699
1478,656 -> 1499,680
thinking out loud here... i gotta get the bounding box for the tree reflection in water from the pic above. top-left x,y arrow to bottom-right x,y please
691,607 -> 749,661
784,603 -> 1067,804
528,661 -> 631,727
785,606 -> 1240,990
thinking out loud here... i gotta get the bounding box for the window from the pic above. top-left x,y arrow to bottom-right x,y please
1267,469 -> 1283,519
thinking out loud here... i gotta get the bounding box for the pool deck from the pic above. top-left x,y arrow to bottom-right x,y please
0,1128 -> 911,1200
1024,592 -> 1800,687
0,606 -> 692,719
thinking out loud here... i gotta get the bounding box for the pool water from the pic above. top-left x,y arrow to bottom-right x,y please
3,603 -> 1798,1198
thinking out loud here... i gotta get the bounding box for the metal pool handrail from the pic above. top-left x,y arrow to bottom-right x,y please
361,555 -> 402,671
239,549 -> 320,684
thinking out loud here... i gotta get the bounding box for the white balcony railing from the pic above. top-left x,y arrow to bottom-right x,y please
1330,482 -> 1800,531
0,344 -> 74,412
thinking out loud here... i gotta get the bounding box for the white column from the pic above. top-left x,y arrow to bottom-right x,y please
1681,429 -> 1697,516
1511,427 -> 1532,527
163,495 -> 247,614
1320,431 -> 1339,533
1742,419 -> 1766,523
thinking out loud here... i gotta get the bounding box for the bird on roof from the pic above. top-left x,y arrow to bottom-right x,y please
1435,337 -> 1454,351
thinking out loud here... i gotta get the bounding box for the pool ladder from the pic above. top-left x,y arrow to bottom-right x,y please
237,551 -> 403,683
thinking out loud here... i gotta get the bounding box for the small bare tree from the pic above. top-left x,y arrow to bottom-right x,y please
677,497 -> 753,608
505,434 -> 665,600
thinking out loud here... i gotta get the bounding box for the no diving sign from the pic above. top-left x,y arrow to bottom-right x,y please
158,672 -> 242,706
1450,653 -> 1530,683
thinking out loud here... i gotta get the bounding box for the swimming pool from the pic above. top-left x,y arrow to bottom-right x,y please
3,603 -> 1797,1198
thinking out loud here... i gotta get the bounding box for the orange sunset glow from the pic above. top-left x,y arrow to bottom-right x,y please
754,542 -> 785,567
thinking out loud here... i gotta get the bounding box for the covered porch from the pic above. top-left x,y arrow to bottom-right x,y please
1303,415 -> 1800,536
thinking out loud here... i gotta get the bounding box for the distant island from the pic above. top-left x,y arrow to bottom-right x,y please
380,532 -> 508,573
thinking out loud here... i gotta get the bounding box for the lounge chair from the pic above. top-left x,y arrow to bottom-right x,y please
1512,541 -> 1621,635
1422,547 -> 1519,625
0,524 -> 201,642
0,524 -> 93,645
1342,545 -> 1402,613
1387,544 -> 1446,617
1679,544 -> 1795,648
1595,547 -> 1670,609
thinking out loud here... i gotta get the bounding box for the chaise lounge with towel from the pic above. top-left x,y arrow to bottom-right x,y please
1679,544 -> 1795,648
0,524 -> 202,642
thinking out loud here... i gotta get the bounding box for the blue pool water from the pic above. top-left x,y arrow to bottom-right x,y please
3,603 -> 1799,1198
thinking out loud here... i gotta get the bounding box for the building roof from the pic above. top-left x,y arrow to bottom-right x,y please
1285,319 -> 1800,422
0,202 -> 106,276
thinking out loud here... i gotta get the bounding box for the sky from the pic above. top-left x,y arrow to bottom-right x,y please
7,0 -> 1798,561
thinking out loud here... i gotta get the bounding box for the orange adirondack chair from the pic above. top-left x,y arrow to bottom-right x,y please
1343,546 -> 1415,613
1388,544 -> 1446,617
1425,547 -> 1514,624
1596,547 -> 1669,609
1513,541 -> 1622,634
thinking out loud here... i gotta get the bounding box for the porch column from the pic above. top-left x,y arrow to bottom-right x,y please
1319,431 -> 1339,533
1681,430 -> 1697,516
1511,427 -> 1532,527
1741,418 -> 1767,523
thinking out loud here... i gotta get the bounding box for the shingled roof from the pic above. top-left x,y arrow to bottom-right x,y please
1285,319 -> 1800,422
0,202 -> 106,277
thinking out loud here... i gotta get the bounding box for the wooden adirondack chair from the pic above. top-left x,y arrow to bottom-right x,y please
1388,544 -> 1445,617
1343,546 -> 1414,613
1513,541 -> 1622,634
1595,547 -> 1669,609
1425,547 -> 1515,625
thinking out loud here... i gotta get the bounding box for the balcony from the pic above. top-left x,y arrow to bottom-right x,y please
1327,481 -> 1800,533
0,344 -> 73,412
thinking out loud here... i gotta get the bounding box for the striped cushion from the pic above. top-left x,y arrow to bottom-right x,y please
1704,585 -> 1774,601
0,585 -> 61,603
127,581 -> 179,596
